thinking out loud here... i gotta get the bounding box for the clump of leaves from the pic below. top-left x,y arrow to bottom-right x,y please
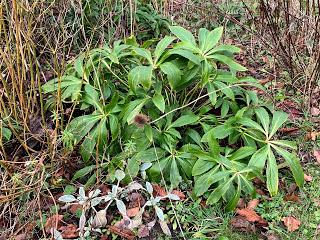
56,170 -> 180,238
42,24 -> 304,210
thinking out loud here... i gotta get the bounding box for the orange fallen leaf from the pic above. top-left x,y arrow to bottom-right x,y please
152,184 -> 166,197
172,190 -> 186,200
278,127 -> 299,134
108,225 -> 135,240
304,174 -> 313,182
284,194 -> 300,202
127,207 -> 140,217
45,214 -> 63,234
282,216 -> 301,232
70,204 -> 82,214
247,199 -> 259,210
59,224 -> 79,238
230,215 -> 256,233
306,132 -> 320,141
237,198 -> 246,209
314,150 -> 320,164
236,208 -> 267,226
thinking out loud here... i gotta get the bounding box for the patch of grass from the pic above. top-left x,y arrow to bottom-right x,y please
166,199 -> 260,239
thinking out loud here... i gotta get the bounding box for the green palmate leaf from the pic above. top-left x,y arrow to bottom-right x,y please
248,145 -> 268,170
42,76 -> 83,101
135,148 -> 166,162
169,114 -> 199,128
83,84 -> 103,112
214,71 -> 238,83
128,65 -> 153,91
213,81 -> 235,101
272,145 -> 304,187
207,45 -> 241,55
198,28 -> 210,50
225,177 -> 241,211
206,82 -> 217,106
159,61 -> 182,90
66,114 -> 101,144
206,177 -> 234,204
148,157 -> 170,181
208,134 -> 221,156
125,157 -> 140,180
270,140 -> 297,150
238,117 -> 265,134
266,148 -> 278,196
132,47 -> 153,65
229,146 -> 256,161
80,117 -> 107,161
42,76 -> 82,93
166,49 -> 201,65
109,114 -> 119,140
201,26 -> 224,53
144,125 -> 153,142
221,101 -> 229,117
152,94 -> 165,112
169,26 -> 196,46
255,107 -> 270,135
121,98 -> 147,124
269,111 -> 288,138
210,54 -> 247,72
194,168 -> 230,196
74,54 -> 85,76
154,36 -> 176,64
72,165 -> 96,181
104,91 -> 119,113
202,125 -> 234,140
192,159 -> 215,176
84,173 -> 97,189
170,159 -> 182,188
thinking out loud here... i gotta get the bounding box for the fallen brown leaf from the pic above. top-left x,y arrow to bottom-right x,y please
237,198 -> 246,209
304,174 -> 313,182
108,226 -> 135,240
256,189 -> 267,196
59,224 -> 79,239
230,215 -> 256,233
284,194 -> 300,203
137,225 -> 149,238
45,214 -> 63,234
287,183 -> 297,195
152,184 -> 166,197
282,216 -> 301,232
306,132 -> 320,141
127,207 -> 140,217
70,204 -> 82,214
128,192 -> 145,208
172,190 -> 186,200
265,232 -> 280,240
278,127 -> 299,134
236,208 -> 267,226
247,199 -> 259,210
314,150 -> 320,164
